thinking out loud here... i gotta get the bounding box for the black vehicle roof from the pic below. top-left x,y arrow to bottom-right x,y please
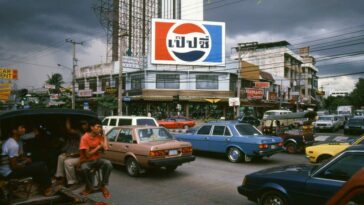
346,145 -> 364,151
0,108 -> 97,120
264,111 -> 316,120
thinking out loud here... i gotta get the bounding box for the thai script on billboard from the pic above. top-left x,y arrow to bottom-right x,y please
254,82 -> 270,89
151,19 -> 225,66
0,68 -> 18,80
245,88 -> 264,100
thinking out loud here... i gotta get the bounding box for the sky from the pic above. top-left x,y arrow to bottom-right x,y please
0,0 -> 363,94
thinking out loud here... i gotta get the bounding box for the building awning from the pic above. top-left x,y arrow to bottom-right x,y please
260,71 -> 275,82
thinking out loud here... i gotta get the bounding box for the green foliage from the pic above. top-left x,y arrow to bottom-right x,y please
350,78 -> 364,109
46,73 -> 65,93
96,95 -> 117,111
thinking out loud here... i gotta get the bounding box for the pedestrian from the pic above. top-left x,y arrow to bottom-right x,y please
54,119 -> 89,187
79,119 -> 112,199
0,123 -> 55,196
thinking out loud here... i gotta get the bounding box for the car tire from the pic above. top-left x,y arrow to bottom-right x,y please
260,190 -> 288,205
285,142 -> 297,154
227,147 -> 243,163
126,157 -> 141,177
317,155 -> 332,164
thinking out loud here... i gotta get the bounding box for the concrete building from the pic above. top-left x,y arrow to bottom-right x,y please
76,0 -> 238,119
233,41 -> 319,112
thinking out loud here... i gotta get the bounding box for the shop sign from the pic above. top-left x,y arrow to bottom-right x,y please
254,82 -> 270,89
229,97 -> 240,107
269,92 -> 278,101
245,88 -> 264,100
105,87 -> 117,95
78,89 -> 93,97
0,68 -> 18,80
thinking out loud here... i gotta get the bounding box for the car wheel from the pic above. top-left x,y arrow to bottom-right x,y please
317,155 -> 332,164
260,190 -> 288,205
285,142 -> 297,154
227,147 -> 243,163
183,125 -> 189,130
126,157 -> 141,177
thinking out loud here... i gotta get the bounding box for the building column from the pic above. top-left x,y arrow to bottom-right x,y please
185,103 -> 189,118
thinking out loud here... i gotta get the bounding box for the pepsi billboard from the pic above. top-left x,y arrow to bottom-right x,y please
151,19 -> 225,66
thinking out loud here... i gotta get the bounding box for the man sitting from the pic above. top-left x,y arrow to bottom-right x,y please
79,119 -> 112,199
0,123 -> 55,196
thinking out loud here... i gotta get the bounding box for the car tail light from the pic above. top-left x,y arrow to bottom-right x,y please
258,144 -> 269,149
182,147 -> 193,154
149,150 -> 166,157
278,142 -> 284,147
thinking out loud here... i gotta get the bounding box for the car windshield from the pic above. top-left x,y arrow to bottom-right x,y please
235,124 -> 262,136
348,118 -> 364,125
319,116 -> 334,121
138,128 -> 174,142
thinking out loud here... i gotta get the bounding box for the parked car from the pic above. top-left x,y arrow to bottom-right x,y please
102,126 -> 195,176
313,115 -> 342,132
263,110 -> 292,119
237,145 -> 364,205
102,116 -> 158,134
157,117 -> 196,129
236,115 -> 260,127
344,116 -> 364,135
262,111 -> 316,154
306,135 -> 364,163
175,121 -> 284,163
326,168 -> 364,205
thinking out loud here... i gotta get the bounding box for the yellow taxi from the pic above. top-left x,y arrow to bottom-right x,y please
305,135 -> 364,163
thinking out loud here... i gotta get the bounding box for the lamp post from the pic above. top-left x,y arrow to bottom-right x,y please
57,64 -> 75,109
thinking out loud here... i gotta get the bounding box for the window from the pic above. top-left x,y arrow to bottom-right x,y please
107,129 -> 119,142
235,124 -> 262,135
317,153 -> 364,181
109,119 -> 117,126
102,118 -> 109,126
131,74 -> 144,90
197,125 -> 212,135
212,126 -> 225,136
224,128 -> 231,136
156,74 -> 180,89
138,128 -> 174,142
118,119 -> 132,126
117,129 -> 133,143
78,80 -> 85,90
284,67 -> 289,78
136,119 -> 157,126
196,75 -> 218,89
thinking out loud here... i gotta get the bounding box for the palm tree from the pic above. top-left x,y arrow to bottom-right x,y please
46,73 -> 64,93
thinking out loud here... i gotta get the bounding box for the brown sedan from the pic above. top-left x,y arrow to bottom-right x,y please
102,126 -> 195,176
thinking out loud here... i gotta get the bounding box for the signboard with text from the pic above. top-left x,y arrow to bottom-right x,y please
78,89 -> 93,97
0,68 -> 18,80
245,88 -> 264,100
152,19 -> 225,66
254,82 -> 270,89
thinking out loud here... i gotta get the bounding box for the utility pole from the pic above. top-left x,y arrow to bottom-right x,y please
236,44 -> 242,118
66,39 -> 83,110
118,31 -> 128,115
279,79 -> 283,109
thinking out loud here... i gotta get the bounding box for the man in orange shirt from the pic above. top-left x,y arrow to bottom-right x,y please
79,119 -> 112,198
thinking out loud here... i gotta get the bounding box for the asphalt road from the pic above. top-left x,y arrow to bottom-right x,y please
87,152 -> 309,205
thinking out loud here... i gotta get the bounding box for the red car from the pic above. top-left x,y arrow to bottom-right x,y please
157,117 -> 196,129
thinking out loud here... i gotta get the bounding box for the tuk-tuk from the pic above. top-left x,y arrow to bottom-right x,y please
261,111 -> 317,154
0,108 -> 101,205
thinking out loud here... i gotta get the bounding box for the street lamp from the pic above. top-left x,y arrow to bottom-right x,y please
57,63 -> 75,109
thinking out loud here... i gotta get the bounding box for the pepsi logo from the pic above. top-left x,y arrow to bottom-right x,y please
166,23 -> 211,62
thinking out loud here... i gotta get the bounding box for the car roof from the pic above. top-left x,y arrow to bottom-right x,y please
104,115 -> 154,119
204,121 -> 250,126
111,125 -> 160,129
351,116 -> 364,119
265,110 -> 291,112
346,145 -> 364,151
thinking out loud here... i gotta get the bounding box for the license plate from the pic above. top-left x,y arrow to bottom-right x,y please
169,150 -> 178,155
271,145 -> 276,149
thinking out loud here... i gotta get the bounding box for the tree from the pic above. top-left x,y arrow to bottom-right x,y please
350,78 -> 364,109
96,95 -> 117,114
46,73 -> 64,93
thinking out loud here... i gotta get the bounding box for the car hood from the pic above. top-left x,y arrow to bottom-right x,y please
252,164 -> 313,176
315,120 -> 333,124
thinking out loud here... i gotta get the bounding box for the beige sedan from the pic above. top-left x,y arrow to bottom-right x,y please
102,126 -> 195,176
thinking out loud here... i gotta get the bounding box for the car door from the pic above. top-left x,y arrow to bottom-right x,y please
103,128 -> 121,163
208,125 -> 231,153
302,152 -> 364,205
191,125 -> 212,151
113,128 -> 134,165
